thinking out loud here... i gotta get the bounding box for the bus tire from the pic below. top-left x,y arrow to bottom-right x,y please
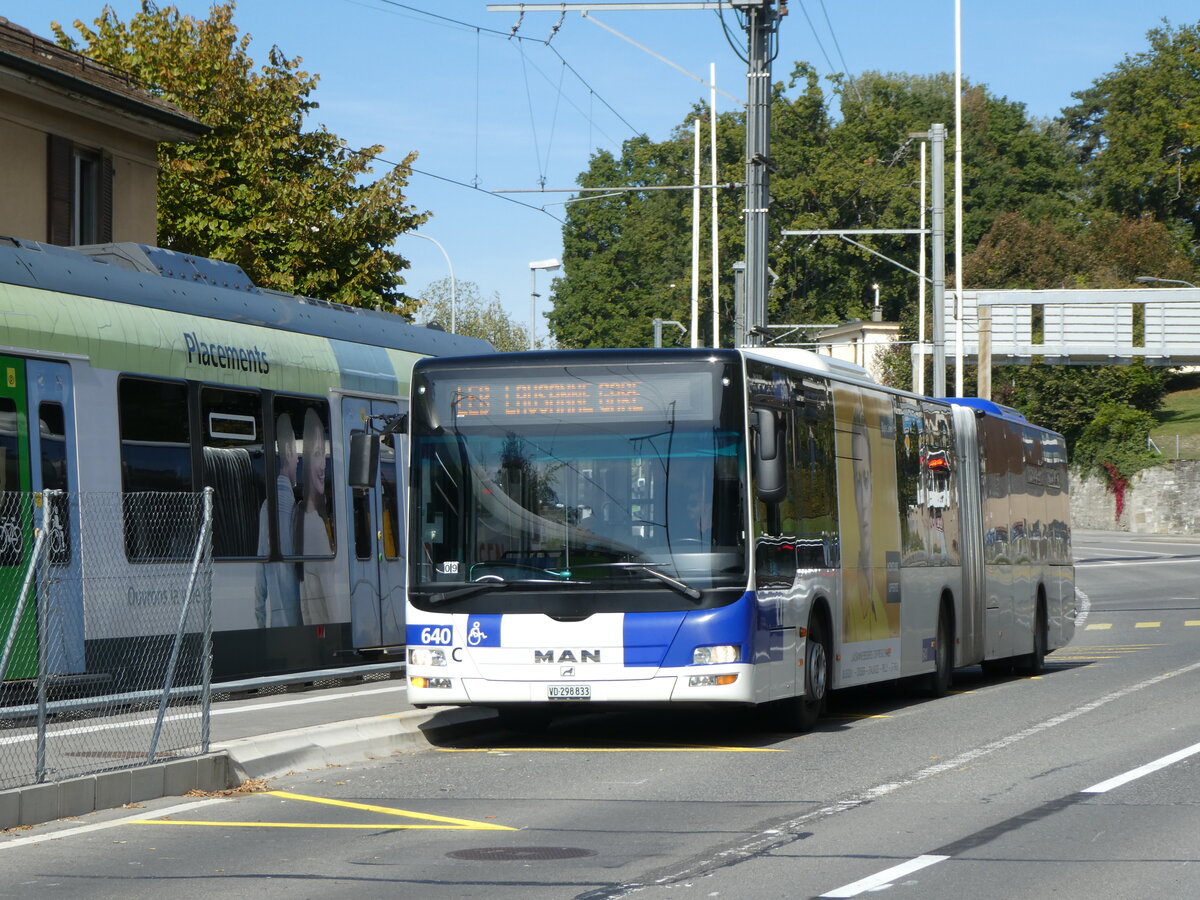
1021,600 -> 1047,675
922,603 -> 953,697
783,611 -> 830,732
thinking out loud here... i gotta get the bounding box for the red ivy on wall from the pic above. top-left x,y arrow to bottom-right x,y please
1101,462 -> 1129,522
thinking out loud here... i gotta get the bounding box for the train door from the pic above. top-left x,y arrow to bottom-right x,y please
0,355 -> 34,679
341,397 -> 407,650
27,360 -> 85,675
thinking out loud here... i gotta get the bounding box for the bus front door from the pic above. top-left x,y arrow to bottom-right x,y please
341,398 -> 407,651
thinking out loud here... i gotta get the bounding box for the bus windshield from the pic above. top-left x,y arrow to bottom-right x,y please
409,357 -> 747,613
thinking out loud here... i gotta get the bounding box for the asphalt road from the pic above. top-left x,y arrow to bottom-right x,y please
3,529 -> 1199,899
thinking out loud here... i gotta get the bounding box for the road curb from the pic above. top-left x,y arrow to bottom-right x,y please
1,705 -> 497,833
218,705 -> 498,782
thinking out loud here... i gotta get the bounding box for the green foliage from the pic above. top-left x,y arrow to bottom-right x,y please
1073,401 -> 1159,478
1066,20 -> 1200,244
993,362 -> 1168,455
413,278 -> 532,352
549,68 -> 1081,347
53,2 -> 427,311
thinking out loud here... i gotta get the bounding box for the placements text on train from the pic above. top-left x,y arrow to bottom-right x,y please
404,347 -> 1075,730
0,237 -> 490,685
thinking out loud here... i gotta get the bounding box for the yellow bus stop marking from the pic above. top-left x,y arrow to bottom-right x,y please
1085,623 -> 1112,630
1135,622 -> 1161,628
132,791 -> 515,831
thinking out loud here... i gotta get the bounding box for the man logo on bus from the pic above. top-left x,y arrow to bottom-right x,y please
535,650 -> 601,663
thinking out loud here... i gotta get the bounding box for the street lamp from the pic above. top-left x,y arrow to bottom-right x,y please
405,232 -> 456,333
1136,275 -> 1198,288
529,258 -> 560,350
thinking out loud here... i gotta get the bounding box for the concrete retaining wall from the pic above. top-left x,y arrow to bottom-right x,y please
1071,461 -> 1200,534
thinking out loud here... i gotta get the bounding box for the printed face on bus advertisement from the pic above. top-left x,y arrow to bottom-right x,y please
834,385 -> 901,645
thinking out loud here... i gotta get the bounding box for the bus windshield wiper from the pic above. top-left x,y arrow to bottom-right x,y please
426,575 -> 588,605
427,577 -> 513,606
567,562 -> 703,601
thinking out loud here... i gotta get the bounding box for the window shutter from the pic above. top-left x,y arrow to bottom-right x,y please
47,134 -> 73,245
99,152 -> 114,243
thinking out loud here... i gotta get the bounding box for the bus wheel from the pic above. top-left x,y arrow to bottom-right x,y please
1022,602 -> 1047,675
923,605 -> 953,697
784,613 -> 829,732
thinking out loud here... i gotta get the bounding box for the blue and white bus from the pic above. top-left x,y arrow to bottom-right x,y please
404,347 -> 1075,729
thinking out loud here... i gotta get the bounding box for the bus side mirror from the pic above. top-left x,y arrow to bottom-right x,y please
348,432 -> 379,489
753,408 -> 786,503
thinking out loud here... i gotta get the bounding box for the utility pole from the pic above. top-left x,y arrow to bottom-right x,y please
490,2 -> 781,348
738,0 -> 780,346
930,124 -> 947,397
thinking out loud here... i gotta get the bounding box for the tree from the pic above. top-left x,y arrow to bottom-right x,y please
53,2 -> 427,312
549,67 -> 1080,348
413,278 -> 532,352
1066,20 -> 1200,243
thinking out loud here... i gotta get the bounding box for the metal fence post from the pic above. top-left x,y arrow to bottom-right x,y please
34,492 -> 56,783
200,488 -> 213,753
147,488 -> 214,764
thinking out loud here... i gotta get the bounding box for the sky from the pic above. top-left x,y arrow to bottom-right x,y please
9,1 -> 1199,340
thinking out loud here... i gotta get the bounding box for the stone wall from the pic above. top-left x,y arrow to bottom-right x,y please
1070,461 -> 1200,534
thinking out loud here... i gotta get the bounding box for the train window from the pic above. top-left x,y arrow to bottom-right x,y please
38,402 -> 71,566
0,397 -> 20,495
201,388 -> 265,559
272,397 -> 336,559
119,378 -> 191,560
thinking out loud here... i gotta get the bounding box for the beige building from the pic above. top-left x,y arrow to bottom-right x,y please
812,318 -> 902,383
0,17 -> 206,246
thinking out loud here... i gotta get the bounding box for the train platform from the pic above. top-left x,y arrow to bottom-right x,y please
1,666 -> 497,832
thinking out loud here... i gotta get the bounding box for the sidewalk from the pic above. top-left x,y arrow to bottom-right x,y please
1,667 -> 497,831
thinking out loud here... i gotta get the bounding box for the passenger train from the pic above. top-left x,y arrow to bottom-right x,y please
0,237 -> 490,683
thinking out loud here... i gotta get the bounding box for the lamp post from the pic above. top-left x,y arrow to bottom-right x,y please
405,232 -> 456,333
529,258 -> 560,350
1136,276 -> 1198,288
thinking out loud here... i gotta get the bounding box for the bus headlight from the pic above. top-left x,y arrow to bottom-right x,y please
693,645 -> 741,665
409,647 -> 447,667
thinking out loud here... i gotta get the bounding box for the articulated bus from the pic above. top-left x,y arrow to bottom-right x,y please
0,237 -> 490,684
404,347 -> 1075,729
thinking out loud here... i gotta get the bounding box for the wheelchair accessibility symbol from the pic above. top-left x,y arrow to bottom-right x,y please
467,620 -> 488,646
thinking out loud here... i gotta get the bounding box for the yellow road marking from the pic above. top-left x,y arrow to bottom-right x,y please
1188,621 -> 1200,627
133,821 -> 493,830
1135,622 -> 1161,628
1085,624 -> 1112,630
132,791 -> 515,831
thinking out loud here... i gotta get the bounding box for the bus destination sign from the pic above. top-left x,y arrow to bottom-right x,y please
453,380 -> 647,419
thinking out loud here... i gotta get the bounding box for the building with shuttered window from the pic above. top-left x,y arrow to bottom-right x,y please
0,17 -> 206,246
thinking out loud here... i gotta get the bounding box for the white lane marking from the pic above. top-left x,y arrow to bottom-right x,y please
0,684 -> 409,746
1082,739 -> 1200,794
212,683 -> 407,717
820,855 -> 950,898
0,798 -> 223,850
600,657 -> 1200,900
1075,588 -> 1091,630
1077,556 -> 1200,568
1075,546 -> 1167,558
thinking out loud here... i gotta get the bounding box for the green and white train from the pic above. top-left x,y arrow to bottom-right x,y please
0,237 -> 490,682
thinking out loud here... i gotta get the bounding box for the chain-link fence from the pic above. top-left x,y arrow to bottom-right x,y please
0,489 -> 213,790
